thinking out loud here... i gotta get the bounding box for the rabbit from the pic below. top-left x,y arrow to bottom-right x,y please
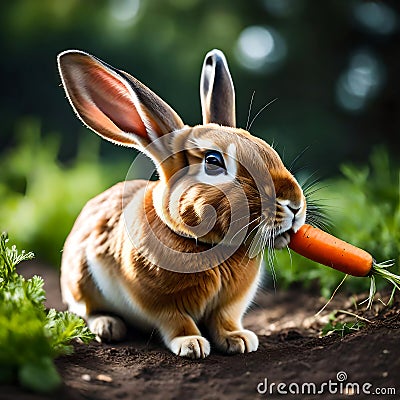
57,48 -> 306,359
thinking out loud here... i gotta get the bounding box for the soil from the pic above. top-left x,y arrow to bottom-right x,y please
2,262 -> 400,400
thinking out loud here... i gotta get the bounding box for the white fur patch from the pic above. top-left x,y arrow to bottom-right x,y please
86,254 -> 153,329
292,199 -> 306,232
223,329 -> 259,353
169,335 -> 211,359
219,258 -> 262,325
63,286 -> 87,317
241,259 -> 262,318
276,198 -> 306,234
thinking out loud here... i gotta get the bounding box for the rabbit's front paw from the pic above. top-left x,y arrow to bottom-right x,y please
220,330 -> 259,354
88,315 -> 127,342
170,335 -> 210,359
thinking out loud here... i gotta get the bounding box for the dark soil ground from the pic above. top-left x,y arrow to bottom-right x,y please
2,263 -> 400,400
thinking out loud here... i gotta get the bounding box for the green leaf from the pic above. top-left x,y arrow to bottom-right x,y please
23,275 -> 46,308
321,312 -> 365,337
18,357 -> 61,393
45,309 -> 95,356
0,232 -> 34,288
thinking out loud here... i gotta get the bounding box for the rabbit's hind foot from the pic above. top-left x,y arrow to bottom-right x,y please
88,314 -> 127,343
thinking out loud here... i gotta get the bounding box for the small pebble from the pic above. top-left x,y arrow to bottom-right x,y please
382,371 -> 388,378
81,374 -> 91,382
96,374 -> 113,383
382,349 -> 390,354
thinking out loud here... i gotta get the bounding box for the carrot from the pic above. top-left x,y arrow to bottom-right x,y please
288,224 -> 373,277
288,224 -> 400,308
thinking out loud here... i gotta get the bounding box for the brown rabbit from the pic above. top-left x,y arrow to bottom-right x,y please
58,49 -> 306,358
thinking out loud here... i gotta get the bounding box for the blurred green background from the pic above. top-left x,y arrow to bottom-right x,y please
0,0 -> 399,293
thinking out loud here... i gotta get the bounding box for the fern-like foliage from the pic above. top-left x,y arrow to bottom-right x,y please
0,233 -> 94,393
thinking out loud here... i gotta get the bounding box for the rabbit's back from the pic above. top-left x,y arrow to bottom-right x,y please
62,180 -> 148,259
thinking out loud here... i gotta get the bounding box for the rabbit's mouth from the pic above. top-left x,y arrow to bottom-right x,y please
273,205 -> 306,249
273,197 -> 307,245
273,230 -> 291,249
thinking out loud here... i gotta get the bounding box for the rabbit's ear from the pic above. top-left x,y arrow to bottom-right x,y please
57,50 -> 184,152
200,49 -> 236,127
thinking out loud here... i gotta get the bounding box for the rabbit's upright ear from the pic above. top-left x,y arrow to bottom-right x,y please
57,50 -> 184,152
200,49 -> 236,127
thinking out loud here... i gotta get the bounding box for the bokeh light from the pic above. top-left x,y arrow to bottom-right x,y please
235,25 -> 286,71
353,1 -> 397,35
263,0 -> 300,18
109,0 -> 141,25
336,50 -> 384,112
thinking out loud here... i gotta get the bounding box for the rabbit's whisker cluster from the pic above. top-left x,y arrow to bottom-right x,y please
244,218 -> 264,245
288,145 -> 311,174
246,218 -> 275,257
246,234 -> 261,260
301,175 -> 332,232
266,228 -> 278,290
229,213 -> 260,244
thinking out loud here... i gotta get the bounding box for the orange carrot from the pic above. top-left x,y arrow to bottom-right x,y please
289,224 -> 400,309
289,224 -> 373,277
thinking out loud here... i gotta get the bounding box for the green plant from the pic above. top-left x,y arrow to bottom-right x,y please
0,233 -> 94,393
321,311 -> 365,337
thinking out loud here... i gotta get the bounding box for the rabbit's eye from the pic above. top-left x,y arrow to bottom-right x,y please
204,150 -> 226,175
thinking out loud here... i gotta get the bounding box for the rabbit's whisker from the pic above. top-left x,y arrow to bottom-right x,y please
248,98 -> 277,132
288,146 -> 311,174
246,219 -> 270,257
267,228 -> 278,291
231,216 -> 261,244
245,90 -> 256,131
243,218 -> 264,243
230,212 -> 258,225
